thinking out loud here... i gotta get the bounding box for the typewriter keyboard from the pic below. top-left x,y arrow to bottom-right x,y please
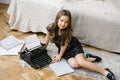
32,53 -> 52,67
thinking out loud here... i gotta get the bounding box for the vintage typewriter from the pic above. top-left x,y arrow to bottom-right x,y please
20,34 -> 52,69
20,45 -> 52,69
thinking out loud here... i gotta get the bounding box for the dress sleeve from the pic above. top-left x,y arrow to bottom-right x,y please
46,23 -> 53,32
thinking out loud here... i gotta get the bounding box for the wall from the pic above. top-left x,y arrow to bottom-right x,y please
0,0 -> 11,4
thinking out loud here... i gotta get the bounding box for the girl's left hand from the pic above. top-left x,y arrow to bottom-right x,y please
53,55 -> 61,62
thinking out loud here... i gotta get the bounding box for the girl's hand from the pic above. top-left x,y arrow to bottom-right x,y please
53,55 -> 61,62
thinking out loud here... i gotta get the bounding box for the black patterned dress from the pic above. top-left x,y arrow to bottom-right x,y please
54,35 -> 84,60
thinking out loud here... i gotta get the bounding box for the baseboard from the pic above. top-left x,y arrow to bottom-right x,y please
0,0 -> 11,4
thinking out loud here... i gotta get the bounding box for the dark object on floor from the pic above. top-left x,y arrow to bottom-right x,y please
105,68 -> 116,80
86,53 -> 102,62
19,47 -> 52,69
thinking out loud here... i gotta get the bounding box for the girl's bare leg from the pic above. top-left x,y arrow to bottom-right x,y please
75,54 -> 108,76
68,54 -> 108,76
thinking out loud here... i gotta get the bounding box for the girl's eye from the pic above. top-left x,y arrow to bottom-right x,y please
61,20 -> 63,22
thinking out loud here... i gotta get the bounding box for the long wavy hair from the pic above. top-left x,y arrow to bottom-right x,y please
47,9 -> 73,45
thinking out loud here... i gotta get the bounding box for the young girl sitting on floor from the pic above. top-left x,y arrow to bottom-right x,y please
43,9 -> 116,80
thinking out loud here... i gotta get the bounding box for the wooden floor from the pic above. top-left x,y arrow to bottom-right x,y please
0,3 -> 95,80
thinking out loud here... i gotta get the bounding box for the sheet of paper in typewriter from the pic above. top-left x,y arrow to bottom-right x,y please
24,34 -> 42,50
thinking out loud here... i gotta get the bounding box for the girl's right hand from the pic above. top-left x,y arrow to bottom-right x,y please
53,55 -> 61,62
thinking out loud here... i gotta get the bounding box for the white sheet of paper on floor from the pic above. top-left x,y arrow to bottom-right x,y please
49,59 -> 75,76
0,42 -> 24,56
0,35 -> 23,50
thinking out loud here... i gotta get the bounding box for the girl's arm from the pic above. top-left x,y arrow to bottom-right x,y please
53,43 -> 68,62
44,32 -> 50,48
59,45 -> 67,58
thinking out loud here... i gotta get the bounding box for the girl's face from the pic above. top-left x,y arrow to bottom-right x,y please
57,15 -> 69,30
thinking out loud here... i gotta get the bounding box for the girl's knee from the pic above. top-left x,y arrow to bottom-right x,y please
69,62 -> 80,68
68,59 -> 80,68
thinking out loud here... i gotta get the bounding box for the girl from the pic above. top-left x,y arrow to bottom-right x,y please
44,9 -> 116,80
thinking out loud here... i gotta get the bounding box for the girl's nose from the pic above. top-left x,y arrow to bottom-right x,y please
61,22 -> 65,26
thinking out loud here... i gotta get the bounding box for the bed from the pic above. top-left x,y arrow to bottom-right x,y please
7,0 -> 120,53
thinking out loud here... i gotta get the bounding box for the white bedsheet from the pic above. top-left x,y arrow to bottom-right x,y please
7,0 -> 120,53
7,0 -> 64,32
